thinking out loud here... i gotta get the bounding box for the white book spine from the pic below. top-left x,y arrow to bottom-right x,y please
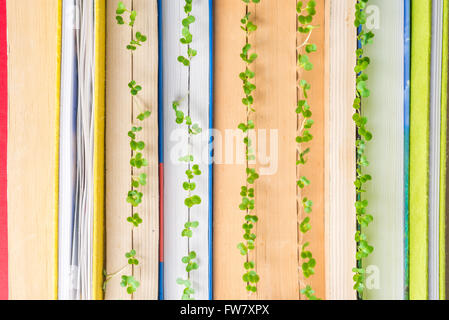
363,0 -> 405,300
162,0 -> 211,300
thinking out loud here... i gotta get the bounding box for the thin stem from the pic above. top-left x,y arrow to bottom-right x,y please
297,30 -> 314,49
104,265 -> 131,282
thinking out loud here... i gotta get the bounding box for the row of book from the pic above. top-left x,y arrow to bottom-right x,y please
1,0 -> 449,300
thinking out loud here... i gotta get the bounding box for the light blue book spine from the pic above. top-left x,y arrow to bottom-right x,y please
404,0 -> 411,301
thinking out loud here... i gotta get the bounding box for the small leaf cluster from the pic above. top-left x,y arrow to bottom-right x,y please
130,151 -> 148,169
238,120 -> 255,133
353,232 -> 374,293
297,176 -> 310,189
356,199 -> 373,228
237,0 -> 260,294
177,0 -> 196,66
182,251 -> 199,273
301,285 -> 320,300
127,213 -> 143,227
296,0 -> 320,300
355,0 -> 375,46
172,101 -> 202,135
238,122 -> 256,162
176,278 -> 195,300
352,0 -> 375,298
240,13 -> 257,33
299,198 -> 313,233
184,193 -> 201,209
126,189 -> 143,207
300,242 -> 316,278
297,0 -> 317,31
182,221 -> 199,238
128,80 -> 142,96
299,79 -> 312,98
116,1 -> 135,26
239,50 -> 257,114
116,2 -> 147,51
125,250 -> 139,266
297,0 -> 318,72
137,111 -> 151,121
239,7 -> 258,116
242,270 -> 259,293
120,275 -> 140,294
126,32 -> 147,51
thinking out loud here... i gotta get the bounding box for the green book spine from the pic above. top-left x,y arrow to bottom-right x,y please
410,0 -> 432,300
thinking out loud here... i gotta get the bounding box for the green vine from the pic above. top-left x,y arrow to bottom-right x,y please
103,1 -> 151,296
237,0 -> 260,294
174,0 -> 203,301
352,0 -> 375,298
296,0 -> 320,301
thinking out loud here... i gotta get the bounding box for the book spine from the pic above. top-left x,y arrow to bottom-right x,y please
410,0 -> 432,300
93,0 -> 106,301
0,0 -> 8,301
157,0 -> 164,300
208,0 -> 213,301
360,0 -> 405,300
404,0 -> 411,301
54,0 -> 62,300
325,0 -> 357,300
441,0 -> 449,301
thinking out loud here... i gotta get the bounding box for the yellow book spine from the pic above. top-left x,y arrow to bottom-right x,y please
93,0 -> 106,300
410,0 -> 432,300
54,0 -> 63,301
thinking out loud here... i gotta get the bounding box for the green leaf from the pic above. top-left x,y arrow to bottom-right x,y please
191,195 -> 202,205
305,43 -> 317,53
116,2 -> 126,14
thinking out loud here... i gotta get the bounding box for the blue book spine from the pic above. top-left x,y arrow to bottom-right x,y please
404,0 -> 411,301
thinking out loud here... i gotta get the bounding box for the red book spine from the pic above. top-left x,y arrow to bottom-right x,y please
0,0 -> 8,300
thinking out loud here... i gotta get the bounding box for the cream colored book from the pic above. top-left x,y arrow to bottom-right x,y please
7,0 -> 61,300
104,0 -> 159,301
324,0 -> 357,300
